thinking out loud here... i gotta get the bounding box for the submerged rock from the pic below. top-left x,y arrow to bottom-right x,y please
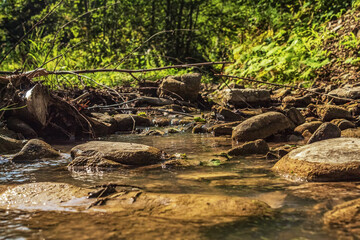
12,139 -> 60,163
222,89 -> 271,107
69,141 -> 164,171
0,182 -> 91,211
232,112 -> 291,142
307,122 -> 341,144
0,182 -> 272,224
228,139 -> 269,156
0,135 -> 25,154
324,198 -> 360,238
272,138 -> 360,181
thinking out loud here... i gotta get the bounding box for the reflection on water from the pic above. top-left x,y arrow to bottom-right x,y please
0,133 -> 356,239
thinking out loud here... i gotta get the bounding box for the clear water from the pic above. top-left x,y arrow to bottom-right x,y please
0,133 -> 359,239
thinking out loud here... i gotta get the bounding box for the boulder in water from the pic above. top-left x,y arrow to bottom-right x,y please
272,138 -> 360,181
232,112 -> 291,142
12,139 -> 60,163
69,141 -> 164,171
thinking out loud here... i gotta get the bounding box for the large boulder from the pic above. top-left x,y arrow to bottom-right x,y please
12,139 -> 60,163
272,138 -> 360,181
232,112 -> 291,142
158,73 -> 201,101
324,198 -> 360,238
222,89 -> 271,107
307,122 -> 341,144
0,135 -> 25,154
69,141 -> 164,171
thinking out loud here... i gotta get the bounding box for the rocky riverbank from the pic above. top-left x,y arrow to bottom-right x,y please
1,72 -> 360,239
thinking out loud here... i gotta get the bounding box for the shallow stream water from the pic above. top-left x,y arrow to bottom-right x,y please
0,133 -> 359,239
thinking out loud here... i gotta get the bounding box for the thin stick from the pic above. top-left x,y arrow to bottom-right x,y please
100,107 -> 194,117
216,74 -> 354,102
50,61 -> 231,75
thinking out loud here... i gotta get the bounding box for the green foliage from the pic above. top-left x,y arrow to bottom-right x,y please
0,0 -> 357,87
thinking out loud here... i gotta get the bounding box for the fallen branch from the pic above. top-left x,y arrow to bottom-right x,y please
216,74 -> 354,102
96,107 -> 194,117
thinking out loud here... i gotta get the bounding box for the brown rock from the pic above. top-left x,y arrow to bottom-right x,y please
12,139 -> 60,163
282,95 -> 311,108
317,105 -> 352,121
113,114 -> 151,131
7,117 -> 38,138
216,107 -> 243,121
307,122 -> 341,144
285,107 -> 305,126
330,119 -> 355,130
228,139 -> 269,156
222,89 -> 271,107
0,135 -> 26,154
158,73 -> 201,101
342,127 -> 360,138
69,141 -> 164,171
232,112 -> 291,142
294,121 -> 323,134
324,198 -> 360,238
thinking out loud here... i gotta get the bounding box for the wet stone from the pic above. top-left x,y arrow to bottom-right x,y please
324,198 -> 360,238
12,139 -> 60,163
272,138 -> 360,181
228,139 -> 269,156
232,112 -> 291,142
69,141 -> 164,172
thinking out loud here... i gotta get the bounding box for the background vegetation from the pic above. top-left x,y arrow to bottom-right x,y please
1,0 -> 359,87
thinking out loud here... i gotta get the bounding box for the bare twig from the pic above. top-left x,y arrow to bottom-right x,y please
216,74 -> 354,102
99,107 -> 194,117
50,61 -> 231,75
110,29 -> 198,69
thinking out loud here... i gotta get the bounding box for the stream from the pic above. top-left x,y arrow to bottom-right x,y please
0,133 -> 357,239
